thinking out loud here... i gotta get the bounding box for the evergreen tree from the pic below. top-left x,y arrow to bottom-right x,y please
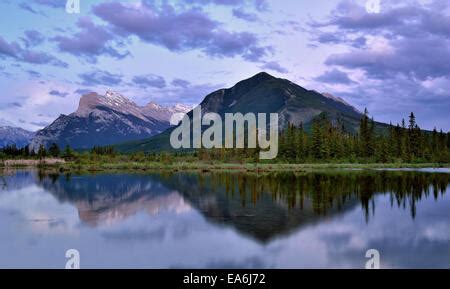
408,112 -> 421,159
37,144 -> 47,159
63,145 -> 74,159
359,108 -> 374,159
48,143 -> 60,157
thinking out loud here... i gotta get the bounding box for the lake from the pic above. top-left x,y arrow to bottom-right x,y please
0,169 -> 449,268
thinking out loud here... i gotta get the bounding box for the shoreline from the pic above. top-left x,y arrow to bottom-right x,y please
1,159 -> 449,173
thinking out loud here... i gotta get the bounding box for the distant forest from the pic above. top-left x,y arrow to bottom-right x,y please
274,110 -> 450,163
1,110 -> 449,164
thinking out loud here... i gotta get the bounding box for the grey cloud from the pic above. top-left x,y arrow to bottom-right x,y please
0,37 -> 20,57
232,8 -> 258,22
74,88 -> 93,95
32,0 -> 65,8
336,75 -> 450,131
18,2 -> 42,15
325,37 -> 450,81
10,102 -> 22,108
317,1 -> 450,39
309,0 -> 450,130
21,50 -> 68,67
260,61 -> 288,73
254,0 -> 269,11
312,31 -> 366,48
26,70 -> 42,78
78,69 -> 123,87
184,0 -> 268,11
132,74 -> 166,89
49,90 -> 68,98
21,30 -> 45,48
18,0 -> 65,15
184,0 -> 244,6
171,79 -> 191,88
314,69 -> 356,84
93,1 -> 270,62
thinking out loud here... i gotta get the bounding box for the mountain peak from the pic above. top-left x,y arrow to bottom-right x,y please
252,71 -> 276,80
170,103 -> 192,112
242,72 -> 276,85
0,126 -> 34,148
225,72 -> 277,96
145,101 -> 162,110
76,91 -> 139,117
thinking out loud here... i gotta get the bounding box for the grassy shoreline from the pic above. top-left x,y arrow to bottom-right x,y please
1,159 -> 449,173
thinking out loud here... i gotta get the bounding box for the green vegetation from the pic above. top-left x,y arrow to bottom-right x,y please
1,111 -> 449,171
276,110 -> 449,163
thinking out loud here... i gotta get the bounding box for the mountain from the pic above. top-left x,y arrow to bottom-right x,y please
0,126 -> 34,148
116,72 -> 378,153
29,90 -> 191,151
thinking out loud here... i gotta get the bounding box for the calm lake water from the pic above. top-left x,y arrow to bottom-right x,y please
0,169 -> 449,269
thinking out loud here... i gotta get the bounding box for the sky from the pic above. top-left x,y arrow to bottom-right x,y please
0,0 -> 449,132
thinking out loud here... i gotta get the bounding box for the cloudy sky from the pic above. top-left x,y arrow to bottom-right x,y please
0,0 -> 449,131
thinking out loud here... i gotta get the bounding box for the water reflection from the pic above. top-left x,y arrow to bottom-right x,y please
34,171 -> 449,242
0,169 -> 448,268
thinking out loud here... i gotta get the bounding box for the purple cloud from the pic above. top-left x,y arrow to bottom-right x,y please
185,0 -> 244,6
0,37 -> 20,57
93,1 -> 270,61
309,0 -> 450,130
232,8 -> 259,22
79,69 -> 123,87
132,74 -> 167,89
314,69 -> 356,84
18,2 -> 42,15
32,0 -> 65,8
21,30 -> 45,48
326,37 -> 450,81
185,0 -> 269,11
260,61 -> 288,73
0,36 -> 67,67
49,90 -> 68,98
26,70 -> 42,78
171,79 -> 191,88
53,17 -> 129,63
74,88 -> 93,95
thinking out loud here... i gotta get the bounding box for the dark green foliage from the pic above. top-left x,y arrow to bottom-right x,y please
275,111 -> 449,163
62,145 -> 75,159
1,112 -> 449,164
91,146 -> 116,156
37,144 -> 47,159
48,143 -> 60,157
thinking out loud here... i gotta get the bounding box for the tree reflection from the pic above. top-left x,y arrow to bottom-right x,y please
33,169 -> 449,242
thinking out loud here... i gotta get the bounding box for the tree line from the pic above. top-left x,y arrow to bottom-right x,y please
1,110 -> 449,163
276,110 -> 449,163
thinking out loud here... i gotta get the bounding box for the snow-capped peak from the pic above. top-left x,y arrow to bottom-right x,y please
170,103 -> 192,112
146,102 -> 163,110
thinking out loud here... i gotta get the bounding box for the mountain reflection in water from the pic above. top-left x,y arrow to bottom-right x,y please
0,169 -> 448,268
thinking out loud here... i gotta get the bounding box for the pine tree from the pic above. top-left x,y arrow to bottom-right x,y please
63,145 -> 74,159
48,143 -> 60,157
359,108 -> 374,159
431,127 -> 438,161
312,117 -> 324,160
408,112 -> 420,159
37,144 -> 47,159
447,132 -> 450,150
